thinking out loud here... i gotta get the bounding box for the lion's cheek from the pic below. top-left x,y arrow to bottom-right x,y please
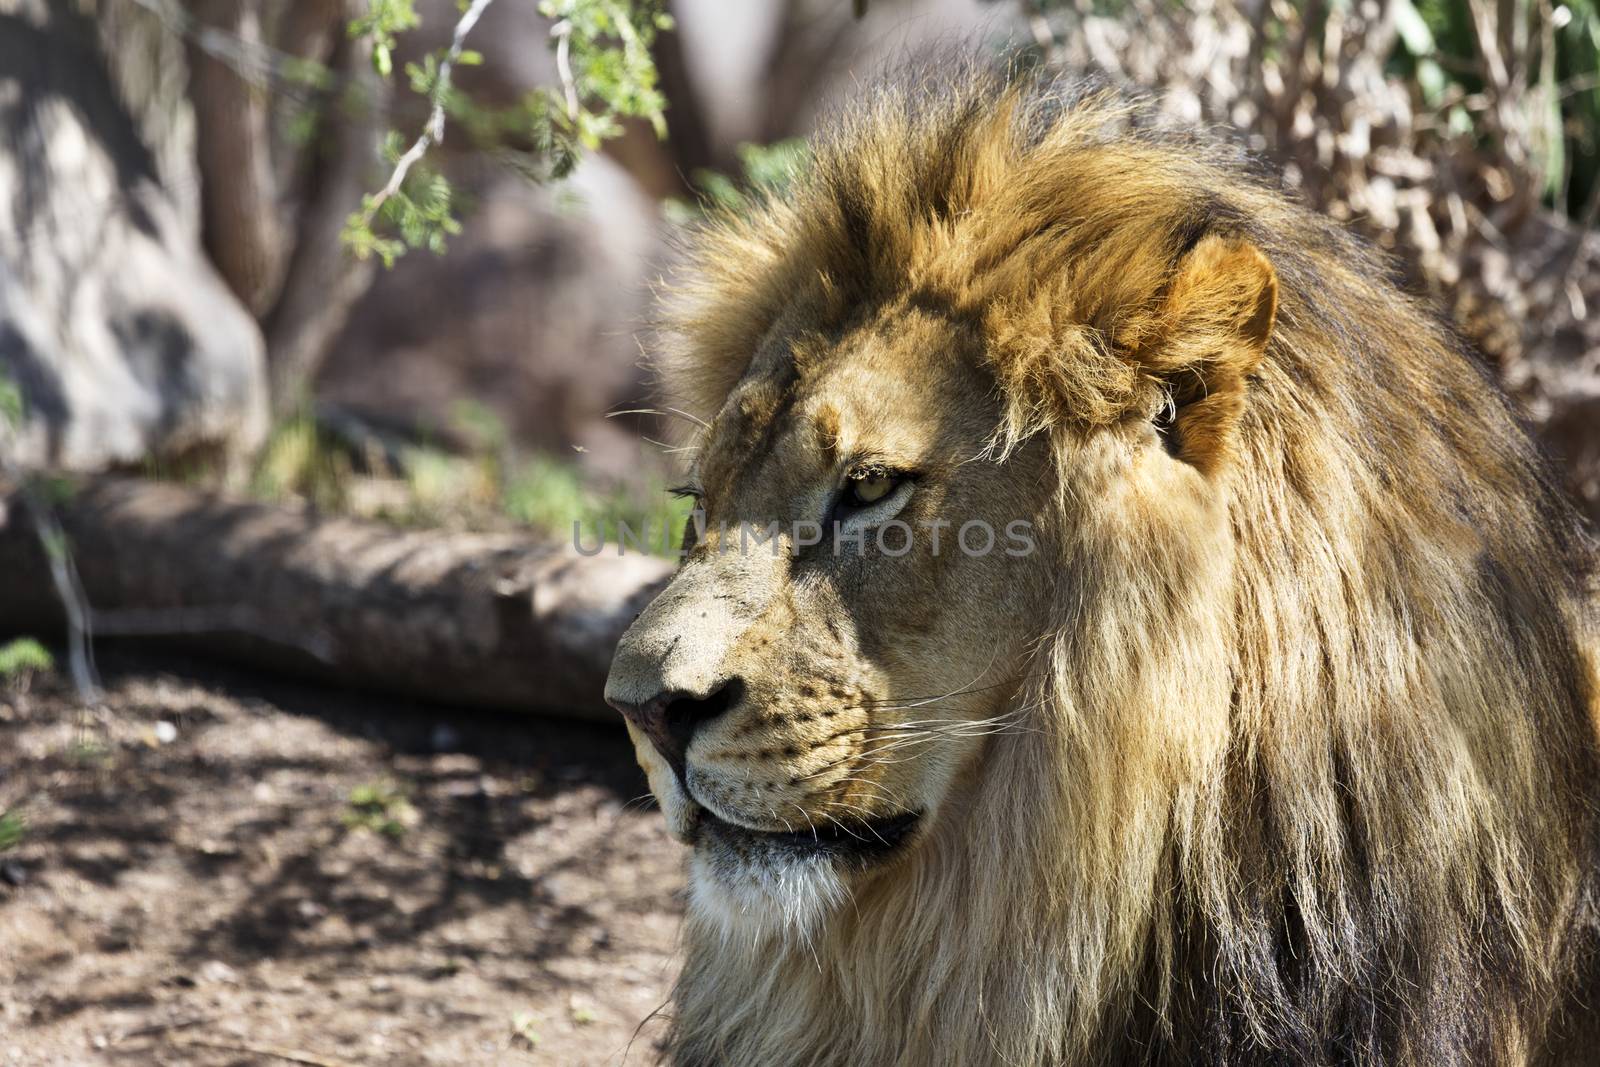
625,722 -> 698,842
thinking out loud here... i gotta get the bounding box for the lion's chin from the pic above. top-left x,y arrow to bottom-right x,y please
685,809 -> 921,940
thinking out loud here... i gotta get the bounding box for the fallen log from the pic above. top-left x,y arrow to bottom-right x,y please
0,477 -> 670,721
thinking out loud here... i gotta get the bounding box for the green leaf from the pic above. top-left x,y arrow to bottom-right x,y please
1391,0 -> 1436,57
349,0 -> 674,265
1416,57 -> 1448,104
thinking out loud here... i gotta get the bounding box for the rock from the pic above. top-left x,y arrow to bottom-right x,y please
0,2 -> 268,470
197,959 -> 239,985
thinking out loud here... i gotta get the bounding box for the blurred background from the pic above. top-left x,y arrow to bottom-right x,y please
0,1 -> 1596,1063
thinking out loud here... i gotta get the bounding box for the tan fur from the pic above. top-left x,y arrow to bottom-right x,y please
609,60 -> 1600,1067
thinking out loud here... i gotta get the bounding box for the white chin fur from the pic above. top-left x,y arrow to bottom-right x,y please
688,846 -> 849,945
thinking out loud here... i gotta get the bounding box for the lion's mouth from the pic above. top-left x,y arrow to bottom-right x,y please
692,807 -> 922,867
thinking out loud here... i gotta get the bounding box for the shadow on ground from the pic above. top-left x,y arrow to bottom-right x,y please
0,650 -> 682,1066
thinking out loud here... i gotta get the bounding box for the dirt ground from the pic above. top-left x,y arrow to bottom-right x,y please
0,652 -> 683,1066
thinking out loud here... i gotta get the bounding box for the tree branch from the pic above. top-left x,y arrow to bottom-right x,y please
355,0 -> 497,224
0,469 -> 99,703
186,0 -> 286,314
263,1 -> 386,415
0,477 -> 670,721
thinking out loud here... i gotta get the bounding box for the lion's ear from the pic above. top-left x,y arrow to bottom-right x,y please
1137,235 -> 1277,476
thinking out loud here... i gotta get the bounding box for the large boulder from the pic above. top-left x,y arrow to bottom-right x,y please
0,0 -> 267,469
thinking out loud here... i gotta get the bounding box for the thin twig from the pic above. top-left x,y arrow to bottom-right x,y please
1,367 -> 97,706
43,505 -> 99,702
111,1014 -> 217,1043
361,0 -> 498,221
118,0 -> 318,98
1,477 -> 99,703
175,1036 -> 359,1067
1557,174 -> 1600,299
552,19 -> 580,120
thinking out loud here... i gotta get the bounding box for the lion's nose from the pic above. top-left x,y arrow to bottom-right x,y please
606,679 -> 742,781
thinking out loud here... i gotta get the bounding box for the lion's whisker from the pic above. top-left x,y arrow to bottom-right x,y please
784,697 -> 1045,787
787,801 -> 823,844
607,405 -> 712,430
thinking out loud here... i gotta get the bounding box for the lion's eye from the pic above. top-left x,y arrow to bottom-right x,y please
848,473 -> 895,507
823,465 -> 915,538
834,468 -> 912,523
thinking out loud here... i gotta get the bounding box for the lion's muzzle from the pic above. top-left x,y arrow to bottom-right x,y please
603,679 -> 742,784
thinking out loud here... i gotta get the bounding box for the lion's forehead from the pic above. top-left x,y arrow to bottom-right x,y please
696,373 -> 820,510
696,323 -> 988,509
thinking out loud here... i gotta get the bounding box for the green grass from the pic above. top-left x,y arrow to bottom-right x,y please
0,638 -> 54,685
0,809 -> 23,853
504,454 -> 695,556
509,1011 -> 542,1049
66,735 -> 111,767
250,412 -> 359,510
234,401 -> 694,554
342,779 -> 417,838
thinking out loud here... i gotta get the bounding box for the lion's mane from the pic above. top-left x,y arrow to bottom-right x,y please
657,59 -> 1600,1066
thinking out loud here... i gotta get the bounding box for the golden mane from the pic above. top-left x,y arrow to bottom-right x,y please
656,59 -> 1600,1066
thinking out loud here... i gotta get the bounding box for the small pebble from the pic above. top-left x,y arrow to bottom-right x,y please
198,959 -> 239,985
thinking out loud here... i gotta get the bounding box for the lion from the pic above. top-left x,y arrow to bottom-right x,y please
604,59 -> 1600,1066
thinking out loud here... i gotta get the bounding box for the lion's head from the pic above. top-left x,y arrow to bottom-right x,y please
605,305 -> 1063,930
605,61 -> 1600,1067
